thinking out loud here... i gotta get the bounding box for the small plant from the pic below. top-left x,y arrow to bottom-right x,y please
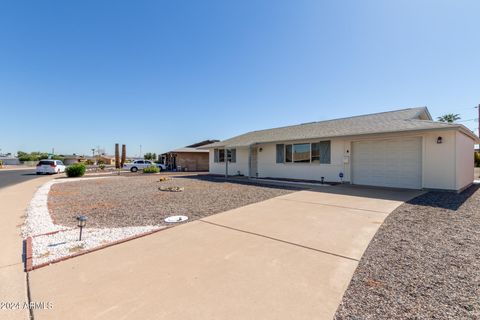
98,164 -> 106,170
0,159 -> 3,168
475,152 -> 480,168
158,176 -> 170,182
143,165 -> 160,174
66,163 -> 86,177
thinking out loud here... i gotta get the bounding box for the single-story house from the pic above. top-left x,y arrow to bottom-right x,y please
202,107 -> 479,191
0,157 -> 21,165
161,140 -> 218,171
63,155 -> 86,165
96,155 -> 116,165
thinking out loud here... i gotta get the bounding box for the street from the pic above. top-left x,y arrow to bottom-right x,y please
0,168 -> 41,189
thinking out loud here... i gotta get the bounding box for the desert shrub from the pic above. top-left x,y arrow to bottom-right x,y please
0,160 -> 3,167
84,159 -> 94,165
143,165 -> 160,173
66,163 -> 86,177
98,164 -> 106,170
475,152 -> 480,167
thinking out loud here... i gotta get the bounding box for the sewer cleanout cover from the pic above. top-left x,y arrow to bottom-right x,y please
164,215 -> 189,223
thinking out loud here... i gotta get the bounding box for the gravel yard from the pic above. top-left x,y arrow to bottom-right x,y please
48,174 -> 299,228
334,184 -> 480,319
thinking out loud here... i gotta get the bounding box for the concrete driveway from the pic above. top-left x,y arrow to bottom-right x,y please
29,185 -> 422,320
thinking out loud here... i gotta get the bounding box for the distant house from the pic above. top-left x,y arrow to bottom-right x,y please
63,155 -> 85,165
202,107 -> 479,191
0,156 -> 21,165
96,155 -> 116,165
161,140 -> 218,171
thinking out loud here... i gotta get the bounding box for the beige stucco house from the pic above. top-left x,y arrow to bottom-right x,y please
202,107 -> 479,191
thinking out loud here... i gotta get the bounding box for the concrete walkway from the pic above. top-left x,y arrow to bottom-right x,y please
29,185 -> 422,320
0,175 -> 53,320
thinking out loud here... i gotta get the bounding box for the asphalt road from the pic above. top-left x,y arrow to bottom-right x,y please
0,168 -> 42,189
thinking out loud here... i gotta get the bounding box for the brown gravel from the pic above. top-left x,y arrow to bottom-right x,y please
48,174 -> 299,228
334,184 -> 480,319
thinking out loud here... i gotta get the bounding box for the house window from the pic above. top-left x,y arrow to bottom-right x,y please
276,144 -> 284,163
285,145 -> 293,162
279,140 -> 331,164
218,149 -> 225,162
293,144 -> 310,163
215,148 -> 236,163
311,143 -> 320,163
319,141 -> 331,164
227,149 -> 236,163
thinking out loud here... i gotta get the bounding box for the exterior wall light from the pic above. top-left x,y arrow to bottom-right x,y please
437,137 -> 443,144
77,215 -> 88,241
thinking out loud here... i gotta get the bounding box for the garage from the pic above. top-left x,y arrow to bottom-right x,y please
351,137 -> 422,189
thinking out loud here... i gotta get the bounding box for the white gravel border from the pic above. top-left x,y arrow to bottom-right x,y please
23,177 -> 164,267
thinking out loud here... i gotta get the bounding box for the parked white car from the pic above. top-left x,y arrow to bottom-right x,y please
36,159 -> 66,175
123,160 -> 166,172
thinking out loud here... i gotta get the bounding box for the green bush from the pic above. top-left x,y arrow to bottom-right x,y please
475,152 -> 480,167
143,165 -> 160,173
98,164 -> 106,170
66,163 -> 86,177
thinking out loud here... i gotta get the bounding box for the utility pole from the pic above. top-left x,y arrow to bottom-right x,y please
477,104 -> 480,138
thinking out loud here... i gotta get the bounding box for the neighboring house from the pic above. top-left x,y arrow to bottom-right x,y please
0,157 -> 21,165
97,155 -> 115,165
202,107 -> 479,191
161,140 -> 218,171
63,155 -> 85,165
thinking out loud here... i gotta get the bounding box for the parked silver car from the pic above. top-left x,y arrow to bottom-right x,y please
123,160 -> 166,172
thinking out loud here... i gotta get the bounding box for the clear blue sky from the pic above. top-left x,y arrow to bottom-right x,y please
1,0 -> 479,157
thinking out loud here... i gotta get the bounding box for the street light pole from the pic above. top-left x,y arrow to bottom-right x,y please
477,104 -> 480,138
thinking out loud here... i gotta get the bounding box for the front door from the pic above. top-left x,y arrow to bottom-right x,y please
249,146 -> 258,178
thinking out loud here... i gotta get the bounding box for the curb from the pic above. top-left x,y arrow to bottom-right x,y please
24,226 -> 172,272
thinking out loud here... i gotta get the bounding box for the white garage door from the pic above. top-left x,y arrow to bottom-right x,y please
352,137 -> 422,189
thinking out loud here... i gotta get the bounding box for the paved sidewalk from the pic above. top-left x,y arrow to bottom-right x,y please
29,185 -> 422,320
0,175 -> 52,320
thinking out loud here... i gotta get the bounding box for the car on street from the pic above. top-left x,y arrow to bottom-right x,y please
123,160 -> 166,172
36,159 -> 66,174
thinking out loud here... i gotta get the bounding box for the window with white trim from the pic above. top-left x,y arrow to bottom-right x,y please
276,141 -> 331,164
